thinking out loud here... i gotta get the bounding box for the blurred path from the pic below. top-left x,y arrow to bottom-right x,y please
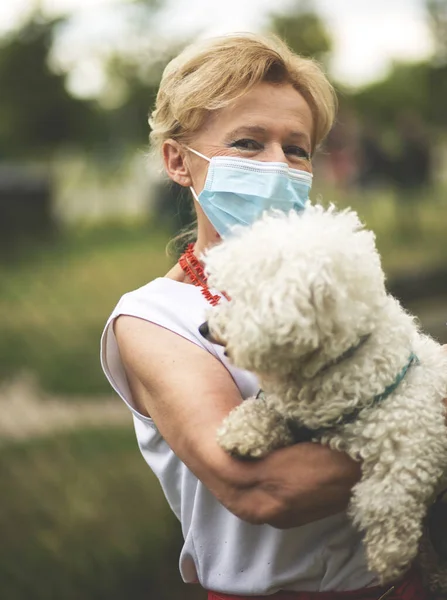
0,375 -> 129,443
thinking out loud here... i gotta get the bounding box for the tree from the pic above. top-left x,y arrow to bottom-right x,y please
426,0 -> 447,65
344,62 -> 431,128
101,43 -> 187,149
268,1 -> 332,64
0,1 -> 175,159
0,12 -> 100,159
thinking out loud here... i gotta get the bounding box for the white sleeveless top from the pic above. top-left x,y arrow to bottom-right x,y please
100,278 -> 376,595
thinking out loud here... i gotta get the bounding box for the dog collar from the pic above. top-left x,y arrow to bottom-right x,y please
282,352 -> 420,442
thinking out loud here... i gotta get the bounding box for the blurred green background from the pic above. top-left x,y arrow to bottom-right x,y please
0,0 -> 446,598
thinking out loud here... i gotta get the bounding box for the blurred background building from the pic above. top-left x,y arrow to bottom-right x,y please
1,1 -> 446,598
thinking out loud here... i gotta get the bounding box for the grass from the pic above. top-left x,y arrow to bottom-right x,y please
0,221 -> 172,396
1,186 -> 446,396
0,427 -> 206,600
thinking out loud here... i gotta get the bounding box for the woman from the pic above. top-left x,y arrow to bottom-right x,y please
101,34 -> 428,599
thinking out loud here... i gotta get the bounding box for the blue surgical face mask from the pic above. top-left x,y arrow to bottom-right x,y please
187,147 -> 313,237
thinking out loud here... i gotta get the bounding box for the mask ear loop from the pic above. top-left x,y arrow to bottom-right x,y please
190,187 -> 200,202
186,147 -> 211,163
185,147 -> 211,200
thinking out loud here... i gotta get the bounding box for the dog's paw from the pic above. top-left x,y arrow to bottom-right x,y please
216,423 -> 271,458
216,396 -> 294,459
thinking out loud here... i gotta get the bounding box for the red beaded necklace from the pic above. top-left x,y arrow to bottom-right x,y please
178,243 -> 226,306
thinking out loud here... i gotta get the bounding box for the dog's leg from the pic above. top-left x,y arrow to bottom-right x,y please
217,396 -> 294,458
349,458 -> 445,585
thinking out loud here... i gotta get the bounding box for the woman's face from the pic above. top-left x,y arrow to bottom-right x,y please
185,81 -> 314,195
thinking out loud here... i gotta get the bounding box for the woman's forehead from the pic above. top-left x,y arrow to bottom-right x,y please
204,82 -> 313,141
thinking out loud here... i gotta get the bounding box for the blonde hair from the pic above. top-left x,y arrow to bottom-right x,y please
149,32 -> 337,155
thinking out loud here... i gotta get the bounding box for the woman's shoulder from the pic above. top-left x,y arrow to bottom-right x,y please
105,276 -> 218,356
117,277 -> 202,309
124,276 -> 192,298
100,277 -> 225,421
114,277 -> 207,323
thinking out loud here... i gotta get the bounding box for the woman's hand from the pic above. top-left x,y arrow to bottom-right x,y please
241,442 -> 361,528
115,315 -> 361,527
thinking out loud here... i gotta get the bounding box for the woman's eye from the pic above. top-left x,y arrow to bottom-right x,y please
285,146 -> 311,160
230,138 -> 262,151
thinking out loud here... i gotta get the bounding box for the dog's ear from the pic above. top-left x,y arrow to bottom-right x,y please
241,269 -> 325,365
295,276 -> 342,377
203,207 -> 388,377
310,275 -> 337,322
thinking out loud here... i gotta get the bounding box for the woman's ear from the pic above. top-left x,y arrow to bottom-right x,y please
162,139 -> 192,187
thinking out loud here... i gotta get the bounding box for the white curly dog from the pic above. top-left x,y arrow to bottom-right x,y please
201,205 -> 447,592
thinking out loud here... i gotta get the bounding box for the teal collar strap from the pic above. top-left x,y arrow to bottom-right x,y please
372,352 -> 419,406
285,353 -> 420,442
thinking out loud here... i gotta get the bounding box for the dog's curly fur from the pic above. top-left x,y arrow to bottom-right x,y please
202,205 -> 447,590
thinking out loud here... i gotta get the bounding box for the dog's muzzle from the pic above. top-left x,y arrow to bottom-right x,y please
199,321 -> 226,350
199,321 -> 212,341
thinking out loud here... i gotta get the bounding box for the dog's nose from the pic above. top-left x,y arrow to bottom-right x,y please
199,321 -> 226,347
199,321 -> 210,340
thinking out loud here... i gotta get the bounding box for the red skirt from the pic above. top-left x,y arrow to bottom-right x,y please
207,568 -> 429,600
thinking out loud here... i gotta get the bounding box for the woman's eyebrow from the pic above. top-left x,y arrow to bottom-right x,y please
225,126 -> 310,146
225,125 -> 269,139
287,131 -> 311,146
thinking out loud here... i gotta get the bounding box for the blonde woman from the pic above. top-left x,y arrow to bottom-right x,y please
101,34 -> 428,600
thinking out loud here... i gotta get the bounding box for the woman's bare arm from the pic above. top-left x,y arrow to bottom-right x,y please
114,315 -> 361,527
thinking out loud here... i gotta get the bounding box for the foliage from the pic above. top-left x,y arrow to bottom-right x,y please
90,0 -> 189,148
103,44 -> 186,148
427,62 -> 447,127
0,427 -> 205,600
341,60 -> 447,131
342,62 -> 429,128
339,1 -> 447,135
0,2 -> 185,158
0,13 -> 101,158
427,0 -> 447,64
268,2 -> 332,63
312,183 -> 447,274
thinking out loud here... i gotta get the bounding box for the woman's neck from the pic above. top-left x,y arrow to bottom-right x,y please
165,216 -> 221,284
194,223 -> 221,258
165,239 -> 217,284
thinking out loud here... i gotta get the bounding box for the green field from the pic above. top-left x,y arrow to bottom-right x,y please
0,427 -> 205,600
0,223 -> 172,395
